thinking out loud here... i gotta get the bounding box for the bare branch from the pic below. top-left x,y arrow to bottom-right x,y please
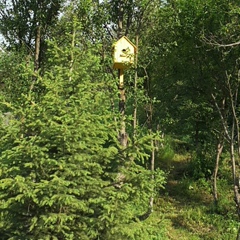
203,35 -> 240,47
211,94 -> 231,142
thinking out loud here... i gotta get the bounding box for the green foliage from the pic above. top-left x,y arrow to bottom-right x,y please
0,0 -> 63,51
155,139 -> 175,173
1,0 -> 240,239
0,19 -> 166,239
160,153 -> 239,240
187,151 -> 214,179
0,51 -> 34,106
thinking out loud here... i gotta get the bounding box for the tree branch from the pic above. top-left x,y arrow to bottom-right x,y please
203,36 -> 240,47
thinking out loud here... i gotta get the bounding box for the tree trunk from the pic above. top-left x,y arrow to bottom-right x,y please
149,137 -> 155,211
118,0 -> 124,39
236,227 -> 240,240
34,25 -> 41,72
212,137 -> 224,204
118,69 -> 128,147
117,0 -> 128,148
230,138 -> 240,217
69,21 -> 76,82
133,34 -> 139,140
30,24 -> 41,92
212,93 -> 240,225
226,72 -> 240,160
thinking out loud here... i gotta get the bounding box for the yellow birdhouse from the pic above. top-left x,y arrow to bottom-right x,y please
113,36 -> 137,70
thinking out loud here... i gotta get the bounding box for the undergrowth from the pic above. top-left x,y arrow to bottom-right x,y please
155,151 -> 239,240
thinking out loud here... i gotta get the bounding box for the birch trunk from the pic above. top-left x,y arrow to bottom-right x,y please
212,138 -> 223,204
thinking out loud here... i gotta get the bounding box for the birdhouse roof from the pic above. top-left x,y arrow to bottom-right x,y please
115,36 -> 137,53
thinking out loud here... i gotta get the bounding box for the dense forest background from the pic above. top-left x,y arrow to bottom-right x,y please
0,0 -> 240,239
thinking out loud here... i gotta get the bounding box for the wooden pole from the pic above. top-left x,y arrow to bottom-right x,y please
119,69 -> 124,90
118,69 -> 127,147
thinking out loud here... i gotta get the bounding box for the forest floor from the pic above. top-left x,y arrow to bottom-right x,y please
155,154 -> 239,240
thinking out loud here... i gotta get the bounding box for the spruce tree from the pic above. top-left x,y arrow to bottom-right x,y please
0,18 -> 165,240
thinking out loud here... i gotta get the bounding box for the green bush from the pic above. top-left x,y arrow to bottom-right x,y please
156,138 -> 175,171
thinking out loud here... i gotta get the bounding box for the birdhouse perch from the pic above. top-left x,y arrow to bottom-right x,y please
113,36 -> 137,70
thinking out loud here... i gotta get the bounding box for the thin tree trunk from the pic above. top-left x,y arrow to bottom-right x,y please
237,70 -> 240,158
118,0 -> 124,39
230,118 -> 240,218
117,0 -> 127,148
212,93 -> 240,217
212,137 -> 224,204
118,69 -> 128,147
211,97 -> 226,205
211,94 -> 230,142
34,25 -> 41,72
236,227 -> 240,240
133,35 -> 139,140
225,73 -> 240,222
30,24 -> 41,92
69,21 -> 76,82
226,71 -> 240,158
149,137 -> 155,211
230,138 -> 240,217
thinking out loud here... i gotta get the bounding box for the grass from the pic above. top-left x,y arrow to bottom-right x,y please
154,153 -> 239,240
